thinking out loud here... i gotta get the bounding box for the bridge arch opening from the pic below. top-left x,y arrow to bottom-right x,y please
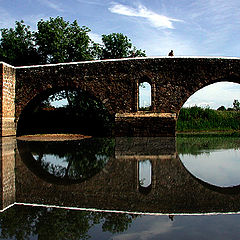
182,81 -> 240,110
177,81 -> 240,132
138,76 -> 153,111
17,88 -> 114,137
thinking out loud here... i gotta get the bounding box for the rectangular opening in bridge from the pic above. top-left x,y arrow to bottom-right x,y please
139,82 -> 152,111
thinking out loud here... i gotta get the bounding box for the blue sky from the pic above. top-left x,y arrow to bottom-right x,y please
1,0 -> 240,109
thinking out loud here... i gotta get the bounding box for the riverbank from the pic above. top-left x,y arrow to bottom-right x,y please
17,134 -> 92,141
177,106 -> 240,133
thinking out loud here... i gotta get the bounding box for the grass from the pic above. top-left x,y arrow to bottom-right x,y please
177,106 -> 240,133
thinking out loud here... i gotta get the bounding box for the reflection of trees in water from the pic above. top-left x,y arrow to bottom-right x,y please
0,205 -> 137,240
29,138 -> 115,181
100,212 -> 136,233
177,137 -> 240,155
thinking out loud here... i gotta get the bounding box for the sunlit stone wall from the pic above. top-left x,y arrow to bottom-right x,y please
115,112 -> 177,136
0,63 -> 16,136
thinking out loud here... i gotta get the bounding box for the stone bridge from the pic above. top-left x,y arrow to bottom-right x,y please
1,56 -> 240,136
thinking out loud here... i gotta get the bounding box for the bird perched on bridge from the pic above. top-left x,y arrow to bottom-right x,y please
168,50 -> 174,56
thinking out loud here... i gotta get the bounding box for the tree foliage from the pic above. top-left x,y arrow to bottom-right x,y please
233,99 -> 240,111
1,17 -> 146,136
0,20 -> 39,66
35,16 -> 93,63
217,106 -> 226,111
177,106 -> 240,131
98,33 -> 146,59
0,17 -> 146,66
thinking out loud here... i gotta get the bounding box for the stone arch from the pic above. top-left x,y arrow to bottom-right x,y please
176,76 -> 240,114
16,83 -> 114,123
16,85 -> 114,136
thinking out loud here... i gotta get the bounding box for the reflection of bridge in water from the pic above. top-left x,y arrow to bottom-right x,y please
1,136 -> 240,214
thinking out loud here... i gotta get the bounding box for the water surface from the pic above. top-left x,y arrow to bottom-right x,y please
0,136 -> 239,239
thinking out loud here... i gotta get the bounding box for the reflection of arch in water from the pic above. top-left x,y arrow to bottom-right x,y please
17,137 -> 115,185
138,160 -> 152,194
17,87 -> 114,137
177,154 -> 240,195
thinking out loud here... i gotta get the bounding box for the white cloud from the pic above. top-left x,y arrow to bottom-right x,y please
88,32 -> 102,44
109,3 -> 182,29
37,0 -> 64,12
77,0 -> 106,6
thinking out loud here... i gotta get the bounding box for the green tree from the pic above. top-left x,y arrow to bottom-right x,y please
233,99 -> 240,111
98,33 -> 146,59
35,17 -> 93,63
217,106 -> 226,111
0,18 -> 147,65
0,20 -> 39,66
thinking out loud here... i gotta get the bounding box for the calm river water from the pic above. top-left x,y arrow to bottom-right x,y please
0,136 -> 240,239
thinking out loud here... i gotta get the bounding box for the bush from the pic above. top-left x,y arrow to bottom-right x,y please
177,106 -> 240,132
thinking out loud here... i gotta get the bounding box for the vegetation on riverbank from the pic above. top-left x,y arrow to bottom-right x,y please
177,106 -> 240,133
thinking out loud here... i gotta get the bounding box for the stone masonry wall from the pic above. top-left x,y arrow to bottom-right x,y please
0,63 -> 16,136
15,58 -> 240,118
115,113 -> 177,137
15,57 -> 240,137
0,57 -> 239,136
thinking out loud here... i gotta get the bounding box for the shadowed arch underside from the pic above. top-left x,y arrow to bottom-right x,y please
16,87 -> 114,136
